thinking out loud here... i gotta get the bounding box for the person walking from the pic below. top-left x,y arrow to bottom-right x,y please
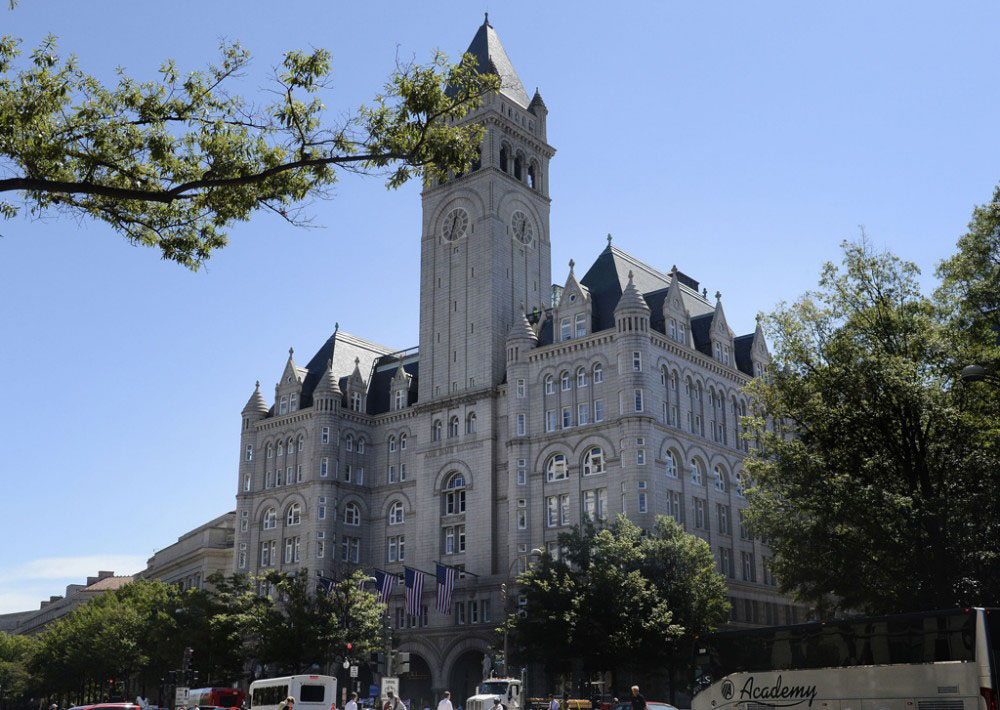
279,697 -> 297,710
629,686 -> 646,710
437,691 -> 453,710
385,690 -> 404,710
346,692 -> 359,710
547,695 -> 559,710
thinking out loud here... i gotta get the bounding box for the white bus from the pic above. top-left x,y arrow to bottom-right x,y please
692,607 -> 999,710
249,675 -> 338,710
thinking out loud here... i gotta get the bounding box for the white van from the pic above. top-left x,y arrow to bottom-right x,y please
249,675 -> 338,710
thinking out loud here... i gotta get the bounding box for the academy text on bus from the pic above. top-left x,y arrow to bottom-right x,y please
692,607 -> 999,710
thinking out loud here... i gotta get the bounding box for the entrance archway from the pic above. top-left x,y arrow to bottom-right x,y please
449,650 -> 486,707
400,653 -> 433,710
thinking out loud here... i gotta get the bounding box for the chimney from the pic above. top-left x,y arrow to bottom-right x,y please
97,570 -> 114,580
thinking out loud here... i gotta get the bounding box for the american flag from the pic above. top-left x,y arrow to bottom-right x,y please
404,567 -> 423,617
316,574 -> 334,595
436,563 -> 455,613
373,569 -> 395,604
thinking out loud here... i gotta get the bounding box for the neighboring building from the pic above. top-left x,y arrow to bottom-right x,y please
1,571 -> 133,635
137,511 -> 236,591
232,16 -> 802,702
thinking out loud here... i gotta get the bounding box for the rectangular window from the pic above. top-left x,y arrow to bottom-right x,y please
594,399 -> 605,422
546,541 -> 561,561
399,463 -> 406,481
516,378 -> 525,398
470,600 -> 480,624
678,323 -> 686,343
388,536 -> 398,563
578,403 -> 589,425
634,389 -> 644,412
560,493 -> 570,525
260,541 -> 270,567
719,547 -> 732,578
561,318 -> 571,341
445,527 -> 455,555
456,601 -> 466,625
296,464 -> 303,483
562,406 -> 572,429
482,599 -> 492,623
575,313 -> 587,337
265,471 -> 273,489
318,503 -> 326,520
243,474 -> 251,492
546,496 -> 558,527
583,490 -> 596,520
284,537 -> 294,564
457,525 -> 466,552
238,543 -> 247,568
638,492 -> 647,513
320,458 -> 328,478
388,465 -> 396,483
286,466 -> 292,485
597,488 -> 607,520
240,510 -> 249,532
321,426 -> 329,444
717,504 -> 731,535
545,410 -> 556,432
279,395 -> 288,415
636,448 -> 645,465
356,467 -> 364,485
667,491 -> 682,523
739,510 -> 749,540
245,444 -> 253,462
517,509 -> 527,529
695,498 -> 706,529
516,413 -> 526,436
742,551 -> 757,582
345,464 -> 351,483
516,467 -> 526,486
632,351 -> 642,371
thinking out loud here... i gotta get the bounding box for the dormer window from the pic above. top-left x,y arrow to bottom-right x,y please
394,390 -> 405,410
279,395 -> 288,415
350,392 -> 362,412
289,393 -> 298,412
560,318 -> 571,341
669,319 -> 677,339
575,313 -> 586,337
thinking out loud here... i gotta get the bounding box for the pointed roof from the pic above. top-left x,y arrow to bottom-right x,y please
710,291 -> 734,339
242,381 -> 268,415
529,87 -> 547,113
463,16 -> 531,107
507,309 -> 538,342
614,271 -> 650,313
314,359 -> 341,397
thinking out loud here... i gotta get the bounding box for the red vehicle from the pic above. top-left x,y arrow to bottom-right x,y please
188,688 -> 246,708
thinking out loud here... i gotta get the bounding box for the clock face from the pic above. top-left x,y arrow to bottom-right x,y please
511,210 -> 534,245
441,208 -> 469,242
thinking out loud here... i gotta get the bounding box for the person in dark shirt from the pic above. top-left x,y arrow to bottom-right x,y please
629,686 -> 646,710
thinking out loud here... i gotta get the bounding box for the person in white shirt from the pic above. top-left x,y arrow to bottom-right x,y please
346,692 -> 359,710
437,691 -> 453,710
548,695 -> 559,710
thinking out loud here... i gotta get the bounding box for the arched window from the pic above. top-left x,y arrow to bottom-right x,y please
544,375 -> 554,395
593,363 -> 603,383
690,459 -> 704,485
576,367 -> 588,388
388,501 -> 405,525
389,435 -> 397,453
432,420 -> 442,442
444,472 -> 466,515
713,465 -> 728,492
500,144 -> 510,173
527,161 -> 538,190
546,453 -> 568,481
665,451 -> 677,478
560,371 -> 570,391
298,436 -> 304,452
448,416 -> 460,438
277,442 -> 284,457
266,443 -> 273,458
400,433 -> 408,450
345,434 -> 354,452
514,153 -> 523,181
287,438 -> 294,455
472,145 -> 482,172
357,437 -> 365,454
262,508 -> 277,529
344,503 -> 361,526
466,412 -> 477,434
286,503 -> 301,526
582,447 -> 604,475
735,471 -> 747,498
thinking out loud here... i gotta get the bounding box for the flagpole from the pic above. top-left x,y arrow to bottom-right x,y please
433,560 -> 480,577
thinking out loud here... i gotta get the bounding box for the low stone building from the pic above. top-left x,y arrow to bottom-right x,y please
137,511 -> 236,591
1,571 -> 133,635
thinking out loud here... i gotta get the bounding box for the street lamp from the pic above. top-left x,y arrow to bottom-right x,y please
961,364 -> 1000,386
501,548 -> 543,678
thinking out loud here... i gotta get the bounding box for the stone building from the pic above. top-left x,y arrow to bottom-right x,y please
0,571 -> 133,635
232,16 -> 802,703
137,511 -> 236,591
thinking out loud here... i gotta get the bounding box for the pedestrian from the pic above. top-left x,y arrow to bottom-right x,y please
279,697 -> 297,710
347,692 -> 359,710
547,694 -> 559,710
385,691 -> 403,710
491,697 -> 505,710
437,691 -> 453,710
629,686 -> 646,710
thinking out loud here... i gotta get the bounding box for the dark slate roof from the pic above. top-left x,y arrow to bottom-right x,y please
690,313 -> 714,357
734,334 -> 755,376
294,330 -> 394,411
579,244 -> 712,333
367,357 -> 419,416
460,17 -> 530,108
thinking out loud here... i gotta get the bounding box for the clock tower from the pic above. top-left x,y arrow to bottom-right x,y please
418,16 -> 555,399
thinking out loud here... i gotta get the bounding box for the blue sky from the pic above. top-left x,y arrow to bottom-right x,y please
2,1 -> 998,613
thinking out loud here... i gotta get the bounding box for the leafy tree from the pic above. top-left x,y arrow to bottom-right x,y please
0,27 -> 500,268
743,239 -> 1000,615
0,632 -> 39,709
509,516 -> 728,698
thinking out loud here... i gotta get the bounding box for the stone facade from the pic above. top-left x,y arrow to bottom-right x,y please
137,510 -> 236,591
231,17 -> 803,703
0,571 -> 133,635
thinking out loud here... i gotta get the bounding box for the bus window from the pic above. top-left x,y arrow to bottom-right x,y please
300,686 -> 325,703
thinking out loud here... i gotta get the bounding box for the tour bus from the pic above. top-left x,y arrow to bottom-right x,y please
248,675 -> 337,710
692,607 -> 998,710
188,688 -> 246,708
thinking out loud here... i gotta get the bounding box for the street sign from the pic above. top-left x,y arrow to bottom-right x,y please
350,665 -> 359,678
381,677 -> 399,700
175,687 -> 190,708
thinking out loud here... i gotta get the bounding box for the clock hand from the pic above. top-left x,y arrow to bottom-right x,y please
451,213 -> 458,237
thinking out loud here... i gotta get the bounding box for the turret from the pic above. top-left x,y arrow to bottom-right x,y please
709,291 -> 736,367
529,87 -> 548,140
614,270 -> 650,333
313,359 -> 342,413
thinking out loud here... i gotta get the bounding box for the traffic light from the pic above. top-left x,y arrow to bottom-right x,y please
166,670 -> 177,684
396,651 -> 410,674
347,642 -> 353,656
369,650 -> 386,674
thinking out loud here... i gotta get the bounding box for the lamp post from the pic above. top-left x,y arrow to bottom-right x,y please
961,364 -> 1000,387
501,548 -> 543,678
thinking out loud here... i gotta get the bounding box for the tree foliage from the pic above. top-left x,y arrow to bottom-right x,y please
509,516 -> 728,685
743,237 -> 1000,615
0,29 -> 500,267
0,632 -> 38,708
